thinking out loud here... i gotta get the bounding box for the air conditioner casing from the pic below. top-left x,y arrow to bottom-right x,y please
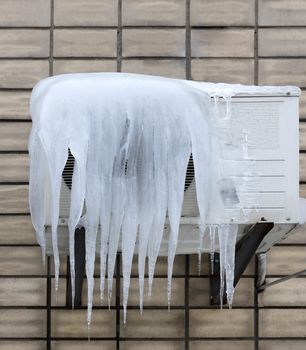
44,94 -> 300,256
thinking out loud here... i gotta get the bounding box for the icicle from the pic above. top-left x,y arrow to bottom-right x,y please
197,224 -> 207,276
166,112 -> 191,308
137,120 -> 155,313
121,193 -> 138,324
85,226 -> 98,326
98,115 -> 118,302
213,95 -> 219,119
147,112 -> 168,298
107,118 -> 130,307
217,224 -> 229,309
98,108 -> 123,306
84,181 -> 99,327
87,321 -> 91,342
225,224 -> 238,308
99,184 -> 114,305
224,96 -> 232,120
209,224 -> 217,275
48,145 -> 69,292
99,207 -> 110,302
121,115 -> 142,324
28,133 -> 47,263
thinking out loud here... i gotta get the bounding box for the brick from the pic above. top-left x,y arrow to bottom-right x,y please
0,342 -> 45,350
122,0 -> 185,26
0,30 -> 49,58
53,59 -> 117,75
52,341 -> 116,350
120,310 -> 184,338
0,310 -> 46,337
0,215 -> 36,244
0,0 -> 50,27
51,310 -> 116,337
189,253 -> 209,275
189,278 -> 254,307
50,256 -> 68,276
191,254 -> 254,276
300,153 -> 306,179
300,184 -> 306,198
190,309 -> 253,337
191,0 -> 255,26
259,29 -> 306,57
191,29 -> 254,58
0,91 -> 31,119
0,60 -> 49,88
0,247 -> 44,275
131,255 -> 186,276
189,254 -> 255,276
258,59 -> 306,87
54,29 -> 117,58
259,0 -> 306,26
122,278 -> 184,306
300,123 -> 306,150
122,29 -> 185,57
189,341 -> 254,350
122,59 -> 186,78
0,185 -> 29,213
0,154 -> 29,182
50,254 -> 101,276
281,225 -> 306,244
121,342 -> 184,350
0,122 -> 31,151
300,91 -> 306,119
51,278 -> 116,306
191,58 -> 254,84
0,278 -> 45,306
54,0 -> 117,26
259,278 -> 306,306
259,309 -> 306,337
259,340 -> 306,350
266,246 -> 306,275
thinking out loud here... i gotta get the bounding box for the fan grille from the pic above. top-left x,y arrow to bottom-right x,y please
62,150 -> 195,192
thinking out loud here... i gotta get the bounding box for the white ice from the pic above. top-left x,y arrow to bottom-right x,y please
28,72 -> 300,325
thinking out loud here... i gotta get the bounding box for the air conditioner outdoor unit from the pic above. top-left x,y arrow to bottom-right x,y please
45,93 -> 300,259
29,73 -> 301,311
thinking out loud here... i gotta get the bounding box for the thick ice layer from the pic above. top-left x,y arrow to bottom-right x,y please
29,72 -> 300,325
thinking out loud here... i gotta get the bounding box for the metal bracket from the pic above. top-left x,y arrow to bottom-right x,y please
66,227 -> 86,308
257,268 -> 306,293
209,222 -> 274,305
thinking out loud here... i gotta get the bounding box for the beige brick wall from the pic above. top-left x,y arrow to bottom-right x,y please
0,0 -> 306,349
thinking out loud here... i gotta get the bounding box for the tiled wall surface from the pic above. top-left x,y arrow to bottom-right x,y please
0,0 -> 306,349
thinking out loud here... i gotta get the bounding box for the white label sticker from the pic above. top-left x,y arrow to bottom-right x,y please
231,101 -> 280,149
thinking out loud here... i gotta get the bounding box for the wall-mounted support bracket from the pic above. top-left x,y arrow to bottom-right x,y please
257,268 -> 306,293
66,227 -> 86,308
209,222 -> 274,306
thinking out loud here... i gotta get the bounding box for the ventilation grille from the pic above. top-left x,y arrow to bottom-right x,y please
59,151 -> 199,218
